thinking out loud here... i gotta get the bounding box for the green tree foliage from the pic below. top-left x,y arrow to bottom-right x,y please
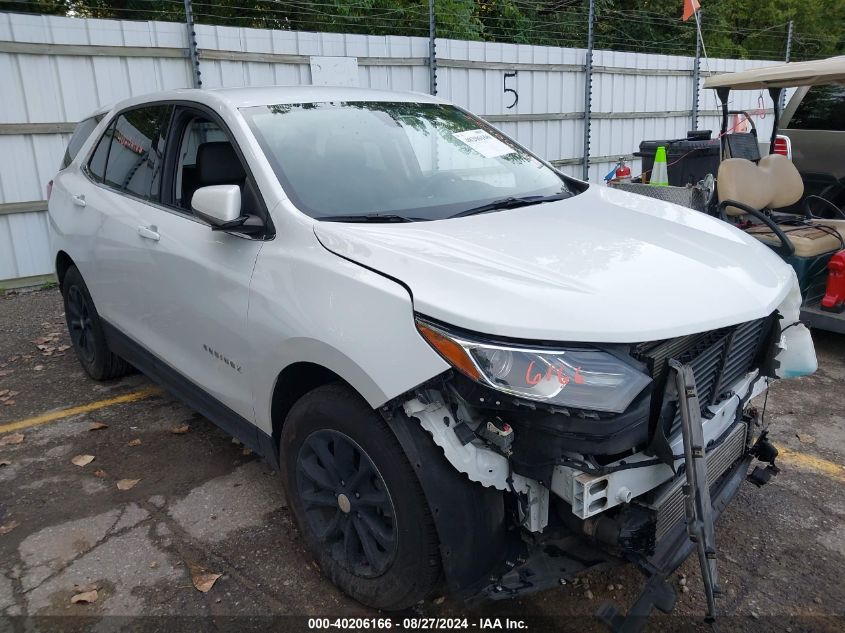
1,0 -> 842,60
697,0 -> 844,60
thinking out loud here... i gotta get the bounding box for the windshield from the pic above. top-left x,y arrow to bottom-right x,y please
242,101 -> 573,221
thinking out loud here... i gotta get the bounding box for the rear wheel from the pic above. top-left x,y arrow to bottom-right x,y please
62,266 -> 132,381
281,383 -> 441,610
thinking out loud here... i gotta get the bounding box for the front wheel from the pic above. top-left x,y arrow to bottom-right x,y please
280,383 -> 441,610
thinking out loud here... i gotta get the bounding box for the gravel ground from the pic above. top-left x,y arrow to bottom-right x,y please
1,288 -> 843,633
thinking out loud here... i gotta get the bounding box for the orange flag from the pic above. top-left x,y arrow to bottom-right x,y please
682,0 -> 701,21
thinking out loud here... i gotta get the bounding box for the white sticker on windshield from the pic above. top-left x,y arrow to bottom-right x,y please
452,129 -> 515,158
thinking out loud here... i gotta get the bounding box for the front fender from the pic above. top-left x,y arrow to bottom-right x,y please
247,230 -> 449,434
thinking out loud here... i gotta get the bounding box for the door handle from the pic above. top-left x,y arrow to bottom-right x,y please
137,225 -> 160,242
72,194 -> 86,207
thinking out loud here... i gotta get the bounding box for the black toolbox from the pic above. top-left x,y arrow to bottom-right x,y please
636,131 -> 721,186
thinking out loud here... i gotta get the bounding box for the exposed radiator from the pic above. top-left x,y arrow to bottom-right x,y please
644,421 -> 749,542
633,315 -> 772,436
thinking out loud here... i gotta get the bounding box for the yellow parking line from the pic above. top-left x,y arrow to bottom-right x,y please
778,446 -> 845,483
0,386 -> 161,434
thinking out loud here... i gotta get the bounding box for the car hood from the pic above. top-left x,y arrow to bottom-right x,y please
314,186 -> 795,342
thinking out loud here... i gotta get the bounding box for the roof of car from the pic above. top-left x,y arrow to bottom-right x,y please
208,85 -> 445,107
101,85 -> 445,118
704,55 -> 845,90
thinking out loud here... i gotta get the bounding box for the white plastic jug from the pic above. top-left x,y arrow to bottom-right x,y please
775,323 -> 818,378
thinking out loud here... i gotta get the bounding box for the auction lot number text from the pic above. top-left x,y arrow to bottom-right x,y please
308,617 -> 528,630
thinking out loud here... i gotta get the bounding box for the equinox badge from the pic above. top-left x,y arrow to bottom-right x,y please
203,344 -> 242,373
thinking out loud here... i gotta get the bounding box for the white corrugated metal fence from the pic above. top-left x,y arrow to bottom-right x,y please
0,12 -> 783,283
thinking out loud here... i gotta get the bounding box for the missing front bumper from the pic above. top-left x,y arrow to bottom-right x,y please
598,451 -> 755,633
645,419 -> 749,543
471,447 -> 756,622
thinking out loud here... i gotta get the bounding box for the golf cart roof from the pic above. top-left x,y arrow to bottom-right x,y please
704,55 -> 845,90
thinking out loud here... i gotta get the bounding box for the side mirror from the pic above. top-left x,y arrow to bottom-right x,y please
191,185 -> 242,227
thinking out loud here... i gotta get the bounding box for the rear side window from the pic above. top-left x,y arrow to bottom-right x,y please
105,105 -> 173,201
87,121 -> 115,182
87,104 -> 173,202
789,85 -> 845,131
61,115 -> 102,170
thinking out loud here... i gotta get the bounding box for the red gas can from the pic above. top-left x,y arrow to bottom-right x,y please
821,250 -> 845,312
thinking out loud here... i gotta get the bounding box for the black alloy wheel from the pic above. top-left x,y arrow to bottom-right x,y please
66,284 -> 95,365
296,430 -> 398,578
281,383 -> 442,610
61,265 -> 132,381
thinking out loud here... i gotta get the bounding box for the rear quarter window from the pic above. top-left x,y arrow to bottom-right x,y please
789,85 -> 845,131
87,121 -> 115,182
60,115 -> 103,170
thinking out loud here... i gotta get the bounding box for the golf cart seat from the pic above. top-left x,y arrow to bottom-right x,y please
718,154 -> 844,302
717,154 -> 844,257
815,219 -> 845,243
745,223 -> 843,257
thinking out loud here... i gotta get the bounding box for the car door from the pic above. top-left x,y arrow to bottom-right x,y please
72,104 -> 175,341
129,105 -> 269,424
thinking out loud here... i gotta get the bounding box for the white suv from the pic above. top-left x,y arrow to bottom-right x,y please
49,86 -> 816,624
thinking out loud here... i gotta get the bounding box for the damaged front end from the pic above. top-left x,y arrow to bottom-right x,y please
387,285 -> 816,631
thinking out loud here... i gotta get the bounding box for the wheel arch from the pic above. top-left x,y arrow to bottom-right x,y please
270,361 -> 353,452
55,250 -> 76,288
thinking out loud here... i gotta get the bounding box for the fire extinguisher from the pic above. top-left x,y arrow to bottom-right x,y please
615,158 -> 632,183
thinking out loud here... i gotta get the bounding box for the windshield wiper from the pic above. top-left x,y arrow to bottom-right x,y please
317,213 -> 419,223
450,193 -> 570,218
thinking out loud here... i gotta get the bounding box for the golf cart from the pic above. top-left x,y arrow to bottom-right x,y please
704,56 -> 845,334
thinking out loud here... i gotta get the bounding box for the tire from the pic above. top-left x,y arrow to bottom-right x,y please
62,266 -> 132,381
280,383 -> 441,610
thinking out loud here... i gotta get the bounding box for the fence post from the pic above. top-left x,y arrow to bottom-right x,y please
582,0 -> 595,181
183,0 -> 202,88
691,13 -> 701,131
780,20 -> 794,111
428,0 -> 437,95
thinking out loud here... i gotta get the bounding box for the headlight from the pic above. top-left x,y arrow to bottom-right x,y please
416,318 -> 651,414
